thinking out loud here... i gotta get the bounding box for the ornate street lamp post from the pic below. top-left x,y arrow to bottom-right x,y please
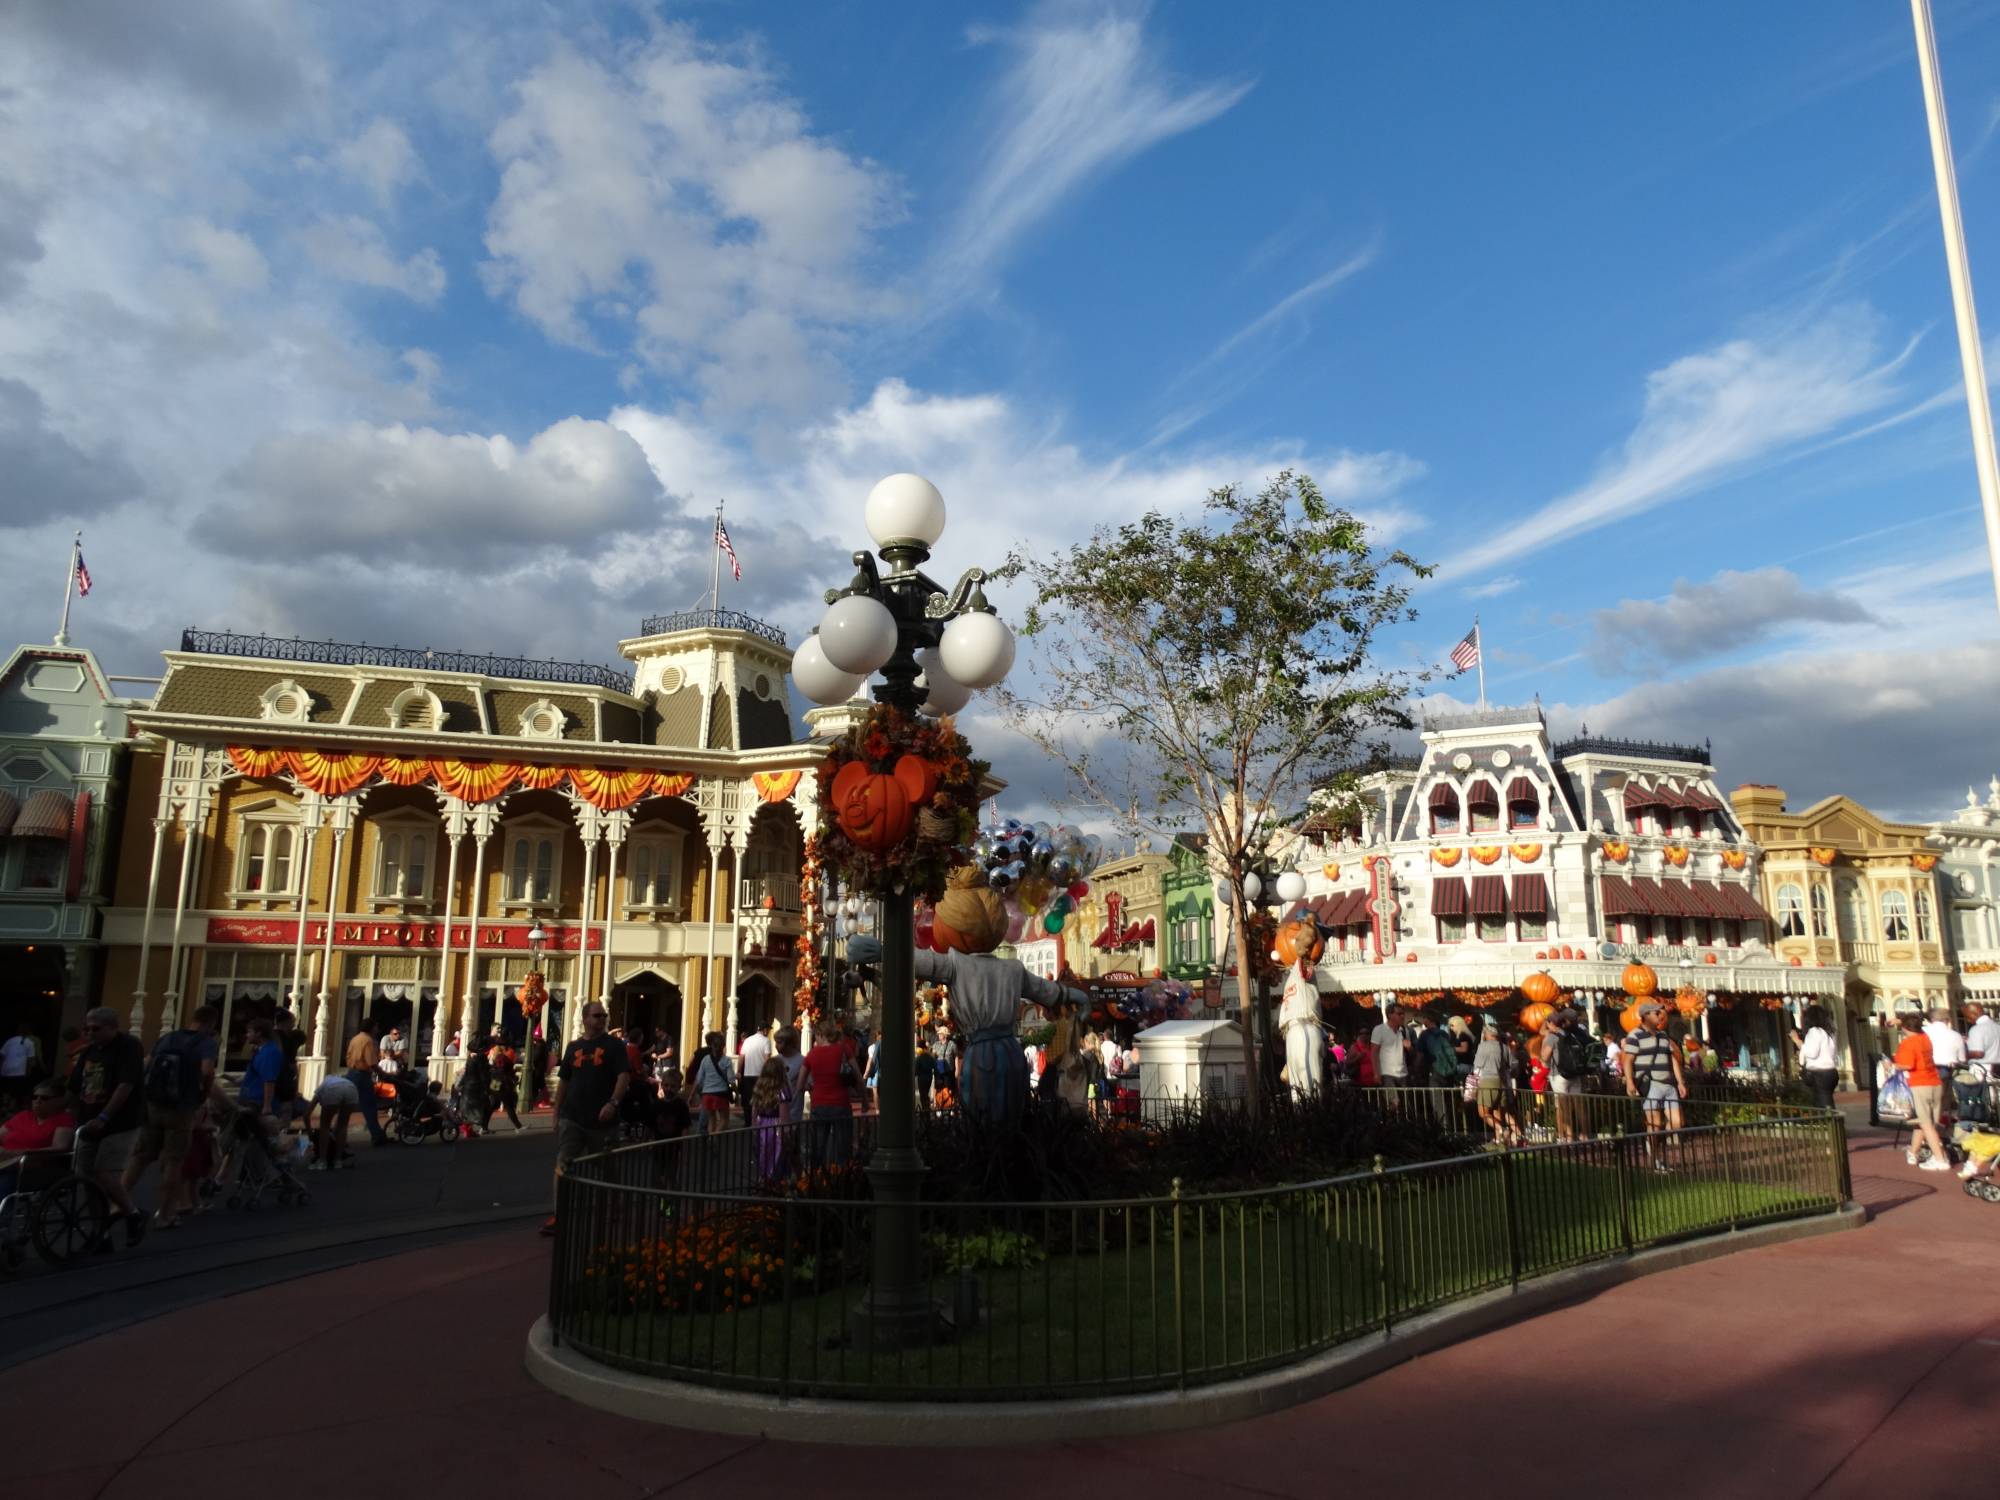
791,474 -> 1015,1346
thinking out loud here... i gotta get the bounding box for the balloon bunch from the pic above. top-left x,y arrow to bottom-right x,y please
914,818 -> 1105,949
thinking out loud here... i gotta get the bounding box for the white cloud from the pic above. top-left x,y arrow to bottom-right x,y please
332,118 -> 423,204
196,417 -> 666,564
936,1 -> 1250,297
480,33 -> 899,417
1589,566 -> 1875,675
1464,575 -> 1520,599
169,216 -> 269,291
1438,308 -> 1912,582
298,215 -> 447,302
0,377 -> 141,527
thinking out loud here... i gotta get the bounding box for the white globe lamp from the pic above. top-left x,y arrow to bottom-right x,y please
1275,870 -> 1307,904
864,473 -> 947,550
915,648 -> 973,714
939,610 -> 1015,689
818,593 -> 899,675
791,634 -> 866,705
1241,871 -> 1263,903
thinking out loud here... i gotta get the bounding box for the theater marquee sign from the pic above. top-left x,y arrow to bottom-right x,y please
205,917 -> 602,951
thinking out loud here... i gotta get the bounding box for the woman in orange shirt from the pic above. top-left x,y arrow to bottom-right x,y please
1893,1012 -> 1950,1170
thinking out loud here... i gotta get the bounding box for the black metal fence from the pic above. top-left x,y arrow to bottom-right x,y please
637,609 -> 787,646
178,629 -> 635,692
547,1106 -> 1847,1401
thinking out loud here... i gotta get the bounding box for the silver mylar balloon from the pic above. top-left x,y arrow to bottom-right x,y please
1029,838 -> 1056,869
1047,853 -> 1078,885
988,861 -> 1019,893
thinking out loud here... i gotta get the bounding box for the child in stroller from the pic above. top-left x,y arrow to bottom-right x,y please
225,1106 -> 310,1209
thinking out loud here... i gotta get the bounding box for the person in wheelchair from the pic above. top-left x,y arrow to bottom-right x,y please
0,1082 -> 78,1200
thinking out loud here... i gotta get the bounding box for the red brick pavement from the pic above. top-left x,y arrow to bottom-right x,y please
5,1131 -> 1994,1499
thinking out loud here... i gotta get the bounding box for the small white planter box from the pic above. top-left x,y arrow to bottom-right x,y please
1135,1018 -> 1247,1107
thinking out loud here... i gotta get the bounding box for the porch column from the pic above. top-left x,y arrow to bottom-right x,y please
428,797 -> 468,1079
459,802 -> 500,1047
286,793 -> 324,1019
725,825 -> 748,1053
168,781 -> 215,1020
567,800 -> 603,1049
128,815 -> 170,1034
597,810 -> 629,1007
309,799 -> 356,1073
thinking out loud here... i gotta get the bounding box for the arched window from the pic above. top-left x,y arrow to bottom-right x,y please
1428,783 -> 1460,834
1466,780 -> 1500,833
374,826 -> 430,901
1914,887 -> 1935,943
1506,778 -> 1539,830
1809,885 -> 1830,938
505,826 -> 560,905
1775,884 -> 1807,939
1880,889 -> 1911,943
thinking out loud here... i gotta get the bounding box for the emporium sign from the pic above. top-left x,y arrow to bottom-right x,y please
206,916 -> 602,951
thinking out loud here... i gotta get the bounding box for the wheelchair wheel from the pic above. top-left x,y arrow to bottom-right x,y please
30,1175 -> 111,1264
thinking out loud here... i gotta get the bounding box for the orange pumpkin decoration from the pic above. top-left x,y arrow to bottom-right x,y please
832,761 -> 914,852
893,753 -> 941,808
1520,971 -> 1560,1005
1619,1003 -> 1643,1033
1621,961 -> 1658,999
933,867 -> 1008,953
1519,1001 -> 1555,1036
1274,914 -> 1324,968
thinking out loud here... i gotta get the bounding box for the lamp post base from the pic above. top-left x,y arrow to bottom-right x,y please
850,1147 -> 937,1350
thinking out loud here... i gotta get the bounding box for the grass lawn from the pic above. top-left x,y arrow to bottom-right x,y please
558,1127 -> 1840,1399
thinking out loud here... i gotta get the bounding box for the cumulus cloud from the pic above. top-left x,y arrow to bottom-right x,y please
0,378 -> 141,527
196,417 -> 666,563
170,217 -> 269,292
298,215 -> 447,301
332,118 -> 423,204
1589,567 -> 1875,675
1439,308 -> 1912,583
481,32 -> 899,417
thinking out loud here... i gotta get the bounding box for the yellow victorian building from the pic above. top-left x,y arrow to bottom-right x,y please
1064,848 -> 1170,983
1730,784 -> 1951,1071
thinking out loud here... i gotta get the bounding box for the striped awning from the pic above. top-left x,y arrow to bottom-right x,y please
1431,877 -> 1468,917
1714,882 -> 1774,923
1466,780 -> 1499,810
1511,872 -> 1548,915
1469,875 -> 1508,916
1428,782 -> 1458,808
1599,874 -> 1643,917
1505,777 -> 1538,804
11,789 -> 73,840
0,789 -> 16,837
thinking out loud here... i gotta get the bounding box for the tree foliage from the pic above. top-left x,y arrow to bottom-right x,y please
998,471 -> 1431,1104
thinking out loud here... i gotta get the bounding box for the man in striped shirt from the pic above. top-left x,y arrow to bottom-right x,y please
1621,1000 -> 1686,1169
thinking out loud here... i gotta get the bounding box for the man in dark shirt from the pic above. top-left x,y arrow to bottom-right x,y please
68,1006 -> 148,1245
545,1001 -> 631,1234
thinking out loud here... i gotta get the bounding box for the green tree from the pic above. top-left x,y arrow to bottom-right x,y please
1000,471 -> 1430,1108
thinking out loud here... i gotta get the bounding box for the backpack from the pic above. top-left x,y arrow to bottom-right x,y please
1555,1027 -> 1590,1081
145,1029 -> 210,1111
1409,1032 -> 1434,1083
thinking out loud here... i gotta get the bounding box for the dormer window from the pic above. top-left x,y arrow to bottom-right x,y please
259,679 -> 313,724
1466,780 -> 1500,833
517,698 -> 566,740
1428,783 -> 1459,835
1506,777 -> 1539,830
387,686 -> 442,732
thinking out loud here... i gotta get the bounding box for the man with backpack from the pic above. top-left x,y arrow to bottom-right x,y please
1541,1006 -> 1591,1142
122,1004 -> 223,1229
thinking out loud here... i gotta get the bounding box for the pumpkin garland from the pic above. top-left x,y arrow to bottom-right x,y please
815,704 -> 987,902
793,835 -> 825,1025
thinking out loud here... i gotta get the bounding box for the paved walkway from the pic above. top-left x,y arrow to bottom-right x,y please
6,1130 -> 1994,1499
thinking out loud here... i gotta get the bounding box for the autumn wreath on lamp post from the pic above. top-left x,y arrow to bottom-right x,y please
816,702 -> 988,900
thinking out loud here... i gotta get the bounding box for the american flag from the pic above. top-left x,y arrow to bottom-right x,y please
1448,625 -> 1479,672
715,516 -> 741,581
75,548 -> 92,596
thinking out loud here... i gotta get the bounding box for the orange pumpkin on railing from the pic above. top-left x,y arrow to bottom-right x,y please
1521,971 -> 1559,1005
1619,1004 -> 1643,1033
1621,961 -> 1658,998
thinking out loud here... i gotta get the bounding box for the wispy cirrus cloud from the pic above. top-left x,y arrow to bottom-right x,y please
1463,574 -> 1521,599
933,1 -> 1250,298
1437,307 -> 1914,583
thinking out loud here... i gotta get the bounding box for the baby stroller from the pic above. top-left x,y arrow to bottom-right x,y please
394,1076 -> 462,1145
226,1108 -> 311,1209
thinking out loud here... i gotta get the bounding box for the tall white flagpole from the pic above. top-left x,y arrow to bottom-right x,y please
55,531 -> 78,646
709,498 -> 724,617
1911,0 -> 2000,623
1475,614 -> 1487,709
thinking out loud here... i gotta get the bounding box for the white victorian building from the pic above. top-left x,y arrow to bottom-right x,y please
1281,706 -> 1848,1074
1927,776 -> 2000,1009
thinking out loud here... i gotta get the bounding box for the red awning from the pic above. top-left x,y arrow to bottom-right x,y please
1628,877 -> 1681,917
1333,889 -> 1370,927
1686,787 -> 1725,814
1622,782 -> 1660,810
1092,926 -> 1115,950
1716,883 -> 1772,924
1653,880 -> 1701,918
1468,875 -> 1508,916
1599,874 -> 1642,917
1428,782 -> 1458,808
12,789 -> 73,840
1511,872 -> 1548,915
1466,780 -> 1499,810
1132,917 -> 1156,943
1505,776 -> 1538,804
1431,877 -> 1468,917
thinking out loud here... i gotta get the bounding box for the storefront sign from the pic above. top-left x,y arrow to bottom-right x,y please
205,916 -> 602,951
1603,941 -> 1740,965
1370,855 -> 1397,959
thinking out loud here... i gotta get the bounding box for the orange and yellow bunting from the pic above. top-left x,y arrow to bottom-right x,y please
1602,840 -> 1630,863
1809,846 -> 1838,867
1662,843 -> 1690,867
570,765 -> 650,810
1430,847 -> 1462,867
1509,843 -> 1542,862
1721,848 -> 1747,870
430,758 -> 516,802
753,769 -> 802,803
1468,845 -> 1502,865
375,755 -> 433,787
226,745 -> 291,780
515,763 -> 570,791
648,771 -> 695,798
1911,853 -> 1939,873
290,750 -> 381,796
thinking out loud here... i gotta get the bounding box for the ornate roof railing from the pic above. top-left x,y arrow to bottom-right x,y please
1421,705 -> 1546,732
1553,732 -> 1710,766
638,609 -> 787,647
178,630 -> 636,694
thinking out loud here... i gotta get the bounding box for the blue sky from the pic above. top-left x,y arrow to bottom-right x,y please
4,0 -> 2000,821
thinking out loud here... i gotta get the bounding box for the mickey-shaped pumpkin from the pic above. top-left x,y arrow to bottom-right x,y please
831,753 -> 940,854
1273,910 -> 1324,968
931,865 -> 1009,953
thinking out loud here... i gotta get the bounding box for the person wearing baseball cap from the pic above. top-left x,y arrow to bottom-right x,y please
1621,999 -> 1685,1168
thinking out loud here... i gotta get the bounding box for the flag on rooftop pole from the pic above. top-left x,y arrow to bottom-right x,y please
76,547 -> 92,596
1449,619 -> 1486,709
715,514 -> 741,581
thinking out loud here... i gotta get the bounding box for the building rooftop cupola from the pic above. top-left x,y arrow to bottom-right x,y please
619,608 -> 797,752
